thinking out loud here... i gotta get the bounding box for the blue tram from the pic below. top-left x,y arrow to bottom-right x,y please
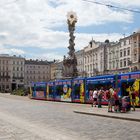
72,78 -> 85,103
86,75 -> 116,104
46,81 -> 55,101
54,79 -> 72,102
31,82 -> 47,100
29,71 -> 140,106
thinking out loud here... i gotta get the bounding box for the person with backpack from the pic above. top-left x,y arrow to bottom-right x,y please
98,87 -> 104,108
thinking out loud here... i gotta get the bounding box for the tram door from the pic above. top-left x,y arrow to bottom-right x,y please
46,82 -> 55,101
72,79 -> 85,103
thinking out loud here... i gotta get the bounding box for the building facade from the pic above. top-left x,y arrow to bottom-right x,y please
24,60 -> 51,86
106,42 -> 120,74
82,31 -> 140,77
75,49 -> 84,77
50,61 -> 63,80
118,31 -> 140,73
129,31 -> 140,71
0,54 -> 25,92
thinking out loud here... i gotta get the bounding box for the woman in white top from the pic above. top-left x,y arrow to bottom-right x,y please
92,89 -> 98,107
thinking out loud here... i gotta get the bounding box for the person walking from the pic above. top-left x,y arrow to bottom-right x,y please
92,89 -> 98,107
89,90 -> 94,107
130,87 -> 136,111
98,87 -> 104,108
113,89 -> 119,112
108,87 -> 114,112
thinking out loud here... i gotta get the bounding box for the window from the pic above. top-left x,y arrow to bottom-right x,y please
127,59 -> 130,66
134,54 -> 137,61
124,40 -> 126,46
120,60 -> 122,67
124,59 -> 126,67
21,73 -> 23,77
127,49 -> 130,55
120,51 -> 122,57
124,49 -> 126,56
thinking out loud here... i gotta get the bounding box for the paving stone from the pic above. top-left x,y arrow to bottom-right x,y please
0,93 -> 140,140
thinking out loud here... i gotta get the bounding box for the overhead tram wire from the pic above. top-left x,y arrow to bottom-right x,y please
82,0 -> 140,14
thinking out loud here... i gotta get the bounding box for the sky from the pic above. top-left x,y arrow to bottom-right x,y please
0,0 -> 140,61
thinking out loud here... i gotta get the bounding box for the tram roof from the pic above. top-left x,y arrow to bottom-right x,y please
87,74 -> 115,80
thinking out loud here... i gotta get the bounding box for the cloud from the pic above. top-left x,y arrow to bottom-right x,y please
0,0 -> 139,60
0,46 -> 25,55
26,51 -> 63,61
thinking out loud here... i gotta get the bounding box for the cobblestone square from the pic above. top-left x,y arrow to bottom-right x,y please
0,94 -> 140,140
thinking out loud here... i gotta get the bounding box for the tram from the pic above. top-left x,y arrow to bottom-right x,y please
31,82 -> 47,100
29,71 -> 140,106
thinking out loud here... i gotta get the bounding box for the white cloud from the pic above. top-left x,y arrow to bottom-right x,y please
0,46 -> 25,55
0,0 -> 139,60
26,51 -> 63,61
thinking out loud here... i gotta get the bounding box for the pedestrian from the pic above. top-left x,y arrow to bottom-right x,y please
98,87 -> 104,108
108,86 -> 114,112
92,88 -> 98,107
89,90 -> 93,107
113,89 -> 119,112
130,87 -> 136,111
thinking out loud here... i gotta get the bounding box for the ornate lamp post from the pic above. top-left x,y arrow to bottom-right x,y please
63,11 -> 78,78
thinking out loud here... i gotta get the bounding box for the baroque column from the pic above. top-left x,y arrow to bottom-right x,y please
63,11 -> 78,78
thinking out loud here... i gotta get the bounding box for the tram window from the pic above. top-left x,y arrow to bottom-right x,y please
88,84 -> 94,90
31,86 -> 35,91
74,85 -> 80,96
49,86 -> 53,94
121,82 -> 130,96
56,86 -> 63,95
36,86 -> 44,91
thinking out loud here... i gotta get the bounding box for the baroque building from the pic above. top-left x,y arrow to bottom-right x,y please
75,49 -> 84,77
78,30 -> 140,77
24,59 -> 51,86
50,61 -> 63,80
118,30 -> 140,73
0,54 -> 25,92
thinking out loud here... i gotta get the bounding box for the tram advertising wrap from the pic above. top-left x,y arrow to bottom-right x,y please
46,81 -> 55,101
86,75 -> 115,104
72,78 -> 85,103
29,71 -> 140,107
55,80 -> 72,102
33,82 -> 46,99
118,72 -> 140,106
